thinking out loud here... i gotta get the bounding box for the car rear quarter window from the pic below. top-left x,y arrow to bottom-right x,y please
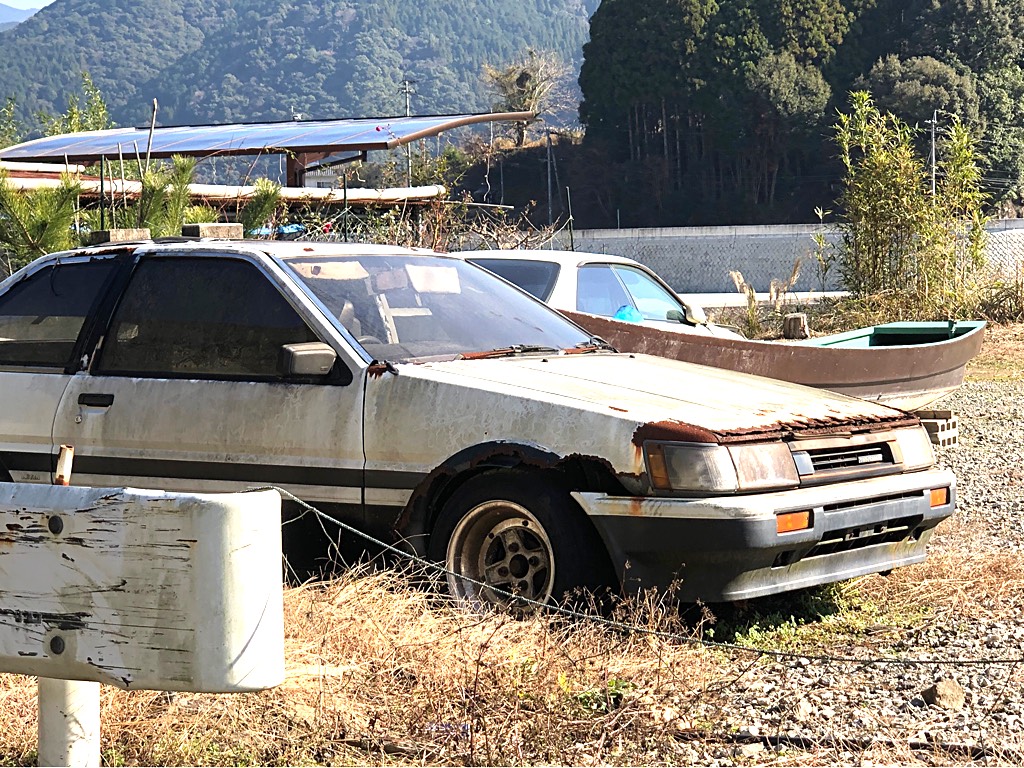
0,259 -> 116,369
96,256 -> 319,379
470,258 -> 560,301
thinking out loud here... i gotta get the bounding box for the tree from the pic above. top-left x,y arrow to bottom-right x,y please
0,171 -> 82,275
239,178 -> 284,236
482,50 -> 572,146
857,55 -> 980,127
37,72 -> 113,136
0,97 -> 20,149
834,92 -> 986,316
88,155 -> 212,238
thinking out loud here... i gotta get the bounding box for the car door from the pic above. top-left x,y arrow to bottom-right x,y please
0,252 -> 123,483
53,250 -> 368,521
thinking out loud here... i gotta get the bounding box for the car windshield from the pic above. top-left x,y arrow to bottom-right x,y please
282,253 -> 593,362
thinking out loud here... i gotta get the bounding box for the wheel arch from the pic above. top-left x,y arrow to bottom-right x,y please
394,440 -> 628,556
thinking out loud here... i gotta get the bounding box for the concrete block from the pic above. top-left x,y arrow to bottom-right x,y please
86,228 -> 151,245
182,223 -> 244,239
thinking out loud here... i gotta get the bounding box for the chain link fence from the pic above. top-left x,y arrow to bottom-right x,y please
550,222 -> 1024,293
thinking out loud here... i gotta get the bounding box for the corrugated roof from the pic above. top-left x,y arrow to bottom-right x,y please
0,112 -> 534,163
2,174 -> 447,205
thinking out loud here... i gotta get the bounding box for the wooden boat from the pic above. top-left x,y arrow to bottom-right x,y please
561,311 -> 986,412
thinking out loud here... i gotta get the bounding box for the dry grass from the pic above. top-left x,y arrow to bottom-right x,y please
0,568 -> 729,766
2,552 -> 1020,766
965,322 -> 1024,381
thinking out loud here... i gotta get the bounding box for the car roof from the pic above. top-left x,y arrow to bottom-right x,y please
39,238 -> 442,262
461,249 -> 645,269
137,239 -> 433,258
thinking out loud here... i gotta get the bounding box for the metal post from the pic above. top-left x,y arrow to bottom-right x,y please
546,131 -> 553,226
566,185 -> 575,251
145,99 -> 158,176
38,678 -> 101,768
400,79 -> 415,187
98,157 -> 105,231
39,444 -> 98,768
342,173 -> 349,243
930,109 -> 937,196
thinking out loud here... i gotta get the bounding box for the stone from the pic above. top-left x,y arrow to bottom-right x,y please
782,313 -> 810,339
793,698 -> 814,722
922,679 -> 966,711
735,742 -> 765,759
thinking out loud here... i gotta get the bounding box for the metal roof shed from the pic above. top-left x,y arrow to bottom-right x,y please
0,112 -> 534,186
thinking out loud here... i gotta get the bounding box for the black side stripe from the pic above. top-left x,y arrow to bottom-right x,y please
0,452 -> 427,491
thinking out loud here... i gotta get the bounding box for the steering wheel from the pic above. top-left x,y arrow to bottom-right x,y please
357,335 -> 385,346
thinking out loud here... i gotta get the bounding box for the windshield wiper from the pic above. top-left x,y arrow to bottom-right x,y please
459,344 -> 562,360
568,336 -> 616,353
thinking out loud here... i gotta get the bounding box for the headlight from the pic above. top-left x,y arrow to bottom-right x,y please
893,426 -> 935,471
644,441 -> 800,494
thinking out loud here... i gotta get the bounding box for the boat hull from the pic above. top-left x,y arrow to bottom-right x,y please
562,312 -> 986,412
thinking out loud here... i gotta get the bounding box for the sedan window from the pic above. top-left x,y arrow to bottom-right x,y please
612,265 -> 685,321
0,259 -> 116,369
96,257 -> 320,379
469,258 -> 560,301
576,265 -> 632,317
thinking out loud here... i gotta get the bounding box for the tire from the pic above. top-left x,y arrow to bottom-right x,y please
428,469 -> 615,613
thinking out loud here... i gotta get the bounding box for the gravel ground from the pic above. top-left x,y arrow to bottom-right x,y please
687,381 -> 1024,765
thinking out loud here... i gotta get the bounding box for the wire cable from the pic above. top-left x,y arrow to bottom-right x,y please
253,486 -> 1024,669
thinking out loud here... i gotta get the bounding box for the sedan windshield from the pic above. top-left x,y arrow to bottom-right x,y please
282,253 -> 593,362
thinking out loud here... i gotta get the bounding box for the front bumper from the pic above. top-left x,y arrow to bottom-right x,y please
573,469 -> 955,602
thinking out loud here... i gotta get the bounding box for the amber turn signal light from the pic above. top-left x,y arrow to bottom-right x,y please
930,487 -> 950,508
776,510 -> 812,534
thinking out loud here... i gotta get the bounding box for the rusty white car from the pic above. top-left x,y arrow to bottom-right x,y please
464,248 -> 744,338
0,238 -> 954,608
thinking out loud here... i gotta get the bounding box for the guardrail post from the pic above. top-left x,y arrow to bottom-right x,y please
38,678 -> 100,767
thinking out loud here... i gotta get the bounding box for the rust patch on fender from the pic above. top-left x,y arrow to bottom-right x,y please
633,414 -> 920,447
632,420 -> 720,446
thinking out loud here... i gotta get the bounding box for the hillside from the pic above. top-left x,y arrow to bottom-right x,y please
0,0 -> 598,128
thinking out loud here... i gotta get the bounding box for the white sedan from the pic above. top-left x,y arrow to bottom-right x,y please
465,249 -> 743,339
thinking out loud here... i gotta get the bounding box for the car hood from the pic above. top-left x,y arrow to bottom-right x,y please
414,352 -> 915,443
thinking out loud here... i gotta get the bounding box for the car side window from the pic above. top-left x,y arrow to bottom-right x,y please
95,256 -> 320,379
0,259 -> 117,369
613,266 -> 683,321
470,259 -> 560,301
576,264 -> 632,316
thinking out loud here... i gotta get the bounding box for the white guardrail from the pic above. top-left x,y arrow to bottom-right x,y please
0,479 -> 285,767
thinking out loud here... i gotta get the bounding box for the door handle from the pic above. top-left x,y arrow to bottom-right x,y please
78,393 -> 115,408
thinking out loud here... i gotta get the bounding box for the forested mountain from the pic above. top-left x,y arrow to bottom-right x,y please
0,0 -> 598,127
576,0 -> 1024,225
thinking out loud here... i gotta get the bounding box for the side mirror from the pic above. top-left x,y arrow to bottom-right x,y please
280,342 -> 337,377
669,302 -> 708,326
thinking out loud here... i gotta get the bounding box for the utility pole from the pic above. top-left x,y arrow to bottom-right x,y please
929,109 -> 937,196
399,79 -> 416,187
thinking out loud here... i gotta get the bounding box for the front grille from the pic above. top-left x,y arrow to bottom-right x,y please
805,514 -> 923,558
792,438 -> 900,485
808,442 -> 893,472
823,490 -> 924,513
